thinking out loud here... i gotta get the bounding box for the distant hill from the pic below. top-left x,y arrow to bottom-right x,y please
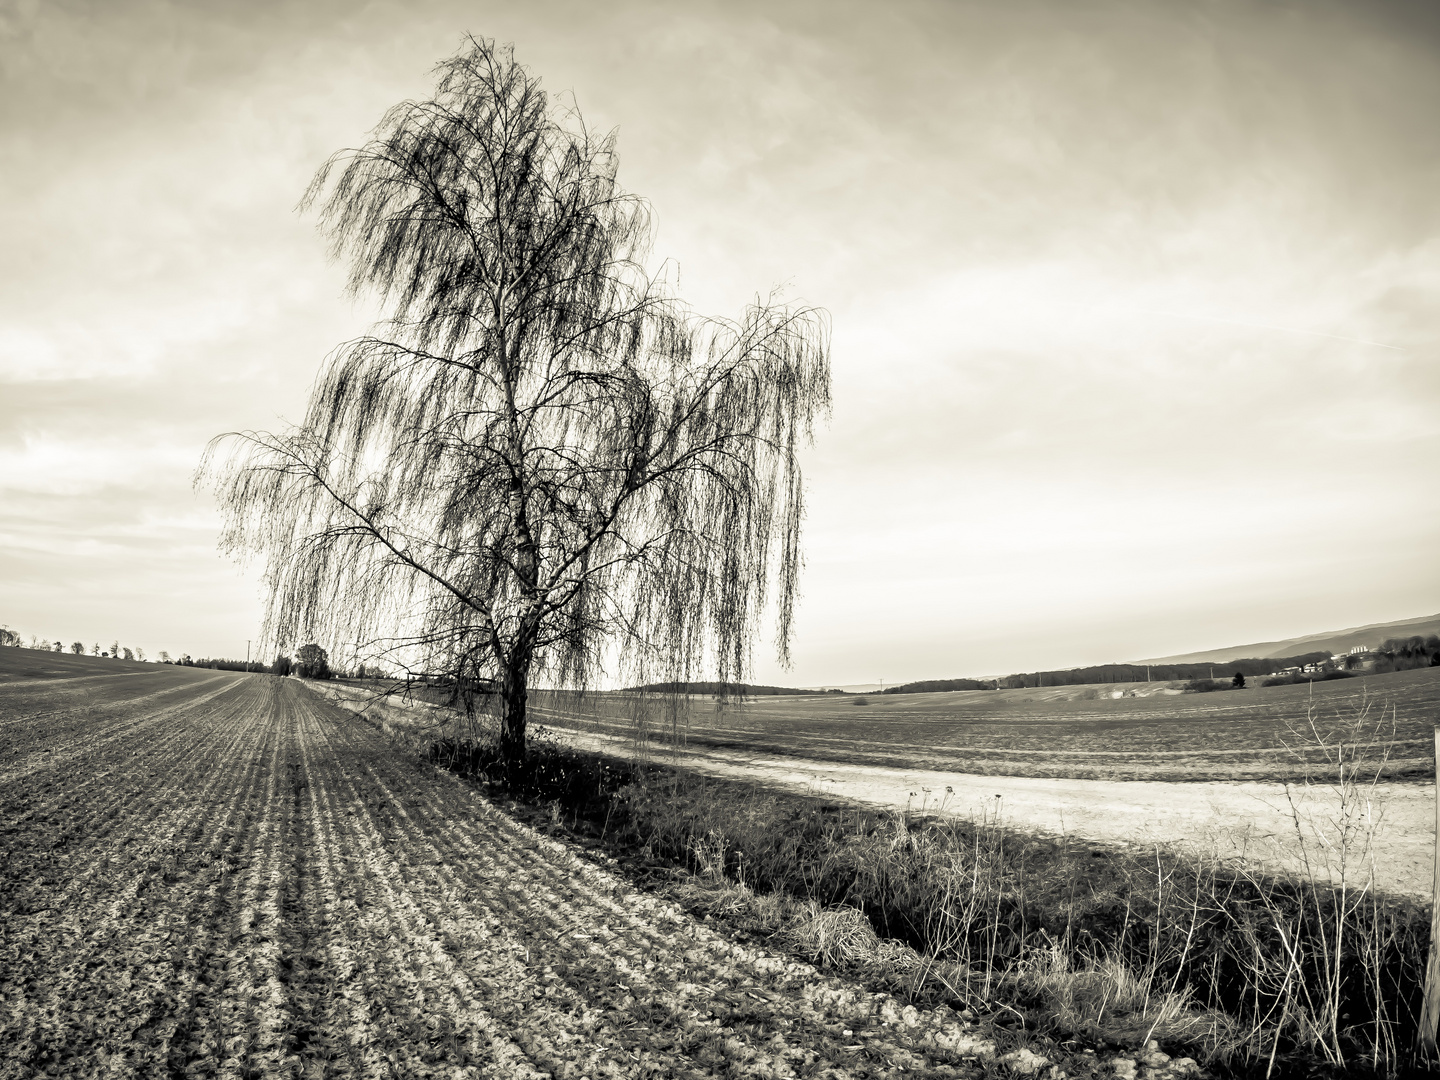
0,646 -> 155,682
1136,613 -> 1440,665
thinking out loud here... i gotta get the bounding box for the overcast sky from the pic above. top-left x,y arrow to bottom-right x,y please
2,0 -> 1437,683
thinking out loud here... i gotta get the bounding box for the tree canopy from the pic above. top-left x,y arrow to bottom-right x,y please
204,37 -> 830,762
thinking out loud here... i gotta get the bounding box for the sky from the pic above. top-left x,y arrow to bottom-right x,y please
1,0 -> 1437,684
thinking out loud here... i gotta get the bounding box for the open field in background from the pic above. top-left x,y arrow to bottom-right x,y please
327,668 -> 1440,897
0,646 -> 170,685
526,667 -> 1440,782
0,657 -> 1022,1079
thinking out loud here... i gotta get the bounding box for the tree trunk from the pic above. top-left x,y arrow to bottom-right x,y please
499,657 -> 529,772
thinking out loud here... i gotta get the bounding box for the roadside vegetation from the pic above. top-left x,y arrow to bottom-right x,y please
409,693 -> 1431,1079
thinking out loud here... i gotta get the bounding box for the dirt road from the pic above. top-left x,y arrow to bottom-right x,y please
531,723 -> 1436,900
1,666 -> 989,1078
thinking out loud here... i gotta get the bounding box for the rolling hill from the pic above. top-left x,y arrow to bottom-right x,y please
1136,613 -> 1440,666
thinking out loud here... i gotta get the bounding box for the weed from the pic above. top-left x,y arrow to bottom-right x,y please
778,901 -> 882,967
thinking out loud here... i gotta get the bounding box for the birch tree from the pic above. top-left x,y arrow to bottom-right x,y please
205,37 -> 830,765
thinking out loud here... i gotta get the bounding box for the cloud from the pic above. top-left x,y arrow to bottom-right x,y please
1,0 -> 1437,676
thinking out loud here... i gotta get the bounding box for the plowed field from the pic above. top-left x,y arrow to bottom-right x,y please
529,667 -> 1440,781
0,661 -> 990,1079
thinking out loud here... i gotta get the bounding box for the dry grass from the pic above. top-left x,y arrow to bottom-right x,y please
1014,945 -> 1243,1051
778,901 -> 884,967
431,689 -> 1433,1078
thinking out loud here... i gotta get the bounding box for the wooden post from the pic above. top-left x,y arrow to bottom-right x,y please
1419,724 -> 1440,1059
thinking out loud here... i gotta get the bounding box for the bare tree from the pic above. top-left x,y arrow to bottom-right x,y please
204,37 -> 829,765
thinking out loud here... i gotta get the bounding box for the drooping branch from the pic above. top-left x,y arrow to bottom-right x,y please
201,36 -> 829,760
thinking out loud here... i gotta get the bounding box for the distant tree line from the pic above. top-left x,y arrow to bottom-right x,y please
993,653 -> 1337,689
1372,635 -> 1440,672
170,657 -> 269,673
156,646 -> 334,679
623,681 -> 842,697
880,678 -> 989,695
267,644 -> 333,680
881,652 -> 1340,695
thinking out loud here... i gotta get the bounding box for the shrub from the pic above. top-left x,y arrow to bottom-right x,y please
1183,678 -> 1224,693
294,643 -> 332,680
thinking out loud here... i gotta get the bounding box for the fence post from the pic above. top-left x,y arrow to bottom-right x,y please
1419,724 -> 1440,1058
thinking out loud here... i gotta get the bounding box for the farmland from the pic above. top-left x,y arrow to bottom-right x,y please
330,668 -> 1437,1072
529,667 -> 1440,782
0,656 -> 1001,1078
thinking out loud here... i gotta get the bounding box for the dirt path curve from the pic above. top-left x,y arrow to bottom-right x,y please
1,670 -> 992,1079
537,725 -> 1437,900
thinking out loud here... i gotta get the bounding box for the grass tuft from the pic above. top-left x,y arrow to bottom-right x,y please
778,901 -> 883,967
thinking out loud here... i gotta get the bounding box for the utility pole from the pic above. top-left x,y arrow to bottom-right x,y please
246,639 -> 250,673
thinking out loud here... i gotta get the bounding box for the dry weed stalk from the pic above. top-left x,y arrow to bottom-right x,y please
1234,693 -> 1398,1075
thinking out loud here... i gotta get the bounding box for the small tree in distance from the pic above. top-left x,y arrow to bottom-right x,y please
294,644 -> 331,680
205,38 -> 830,767
1232,671 -> 1246,689
70,642 -> 83,654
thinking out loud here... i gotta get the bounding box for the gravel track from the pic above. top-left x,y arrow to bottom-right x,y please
1,669 -> 992,1079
